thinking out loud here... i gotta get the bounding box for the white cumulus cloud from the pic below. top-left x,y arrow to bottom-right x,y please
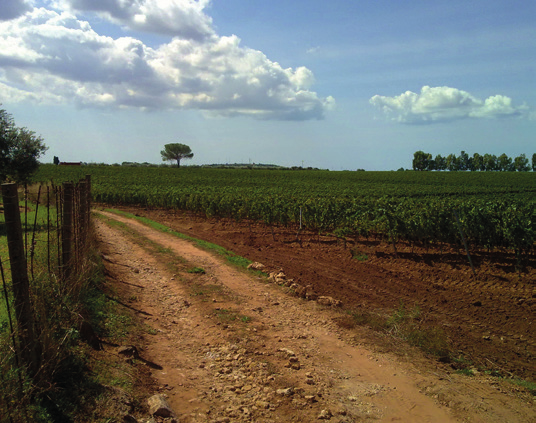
0,5 -> 333,120
370,86 -> 528,123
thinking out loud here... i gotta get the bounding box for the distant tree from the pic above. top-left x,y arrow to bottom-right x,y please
412,150 -> 432,171
497,153 -> 514,171
532,153 -> 536,172
446,154 -> 458,171
483,153 -> 498,171
434,154 -> 447,171
160,143 -> 194,168
53,155 -> 60,165
513,154 -> 530,172
0,107 -> 48,183
470,153 -> 484,171
458,150 -> 470,171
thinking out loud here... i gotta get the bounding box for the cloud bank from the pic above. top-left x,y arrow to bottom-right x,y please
0,0 -> 32,21
54,0 -> 215,40
0,2 -> 334,120
370,86 -> 528,123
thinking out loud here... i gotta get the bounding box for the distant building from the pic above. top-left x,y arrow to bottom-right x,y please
59,162 -> 82,166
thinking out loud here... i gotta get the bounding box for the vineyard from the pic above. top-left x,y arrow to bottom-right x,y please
33,165 -> 536,259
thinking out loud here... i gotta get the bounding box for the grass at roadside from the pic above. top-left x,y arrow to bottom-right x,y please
214,308 -> 252,324
507,378 -> 536,396
336,302 -> 451,360
190,283 -> 222,299
455,367 -> 536,396
187,266 -> 206,274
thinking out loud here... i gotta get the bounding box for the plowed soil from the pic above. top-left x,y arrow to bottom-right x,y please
116,206 -> 535,382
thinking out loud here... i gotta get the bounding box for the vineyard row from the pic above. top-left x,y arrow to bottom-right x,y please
92,186 -> 535,255
33,166 -> 535,256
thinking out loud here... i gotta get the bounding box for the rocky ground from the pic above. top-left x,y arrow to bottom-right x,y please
92,209 -> 535,422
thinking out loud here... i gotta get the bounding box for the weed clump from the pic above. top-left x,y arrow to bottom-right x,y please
338,302 -> 451,361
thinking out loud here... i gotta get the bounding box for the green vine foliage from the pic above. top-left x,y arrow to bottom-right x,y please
33,165 -> 535,256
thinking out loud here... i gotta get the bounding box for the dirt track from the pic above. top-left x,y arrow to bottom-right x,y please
119,207 -> 536,381
94,209 -> 535,422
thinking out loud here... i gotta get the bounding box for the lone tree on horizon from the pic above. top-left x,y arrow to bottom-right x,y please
161,143 -> 194,168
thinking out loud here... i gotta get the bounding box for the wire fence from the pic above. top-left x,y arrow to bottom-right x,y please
0,176 -> 91,422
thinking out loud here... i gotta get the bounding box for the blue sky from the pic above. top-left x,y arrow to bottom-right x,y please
1,0 -> 534,170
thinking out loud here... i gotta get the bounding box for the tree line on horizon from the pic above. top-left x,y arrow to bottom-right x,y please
412,151 -> 535,172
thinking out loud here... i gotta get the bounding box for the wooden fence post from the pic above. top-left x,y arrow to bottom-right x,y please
1,183 -> 41,377
54,184 -> 62,273
85,175 -> 91,228
78,181 -> 88,242
62,182 -> 74,280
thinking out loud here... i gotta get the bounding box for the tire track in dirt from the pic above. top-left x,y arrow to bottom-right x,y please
94,210 -> 536,423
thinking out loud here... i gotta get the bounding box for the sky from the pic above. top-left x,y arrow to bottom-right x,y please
0,0 -> 535,170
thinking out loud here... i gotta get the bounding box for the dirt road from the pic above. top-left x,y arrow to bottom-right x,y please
118,206 -> 536,383
95,210 -> 535,422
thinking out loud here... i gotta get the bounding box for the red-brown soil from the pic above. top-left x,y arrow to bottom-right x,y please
117,206 -> 535,383
94,209 -> 536,422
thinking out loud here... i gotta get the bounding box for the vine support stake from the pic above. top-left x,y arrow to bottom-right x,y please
454,210 -> 476,277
